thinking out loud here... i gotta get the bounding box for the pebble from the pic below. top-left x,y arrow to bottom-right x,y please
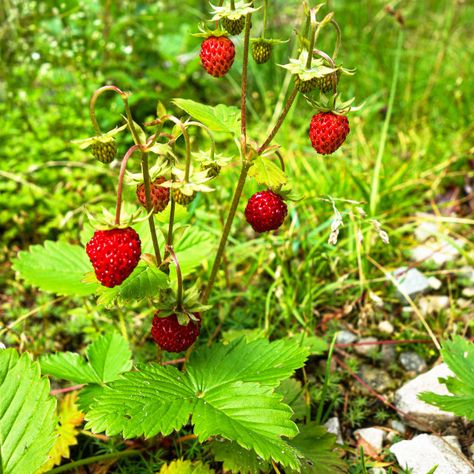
358,365 -> 394,394
419,295 -> 450,315
394,363 -> 456,430
380,344 -> 397,364
390,434 -> 474,474
392,267 -> 431,298
414,220 -> 439,242
378,321 -> 394,334
389,419 -> 406,435
428,276 -> 443,290
411,240 -> 463,267
324,417 -> 343,445
399,351 -> 427,374
354,427 -> 386,454
459,266 -> 474,286
354,337 -> 379,356
336,330 -> 357,345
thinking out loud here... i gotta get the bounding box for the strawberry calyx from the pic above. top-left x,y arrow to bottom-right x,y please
305,91 -> 356,116
192,23 -> 230,39
209,1 -> 259,22
85,206 -> 152,231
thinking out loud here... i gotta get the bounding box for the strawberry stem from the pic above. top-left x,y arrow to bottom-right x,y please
240,13 -> 252,153
330,19 -> 342,60
162,115 -> 191,182
115,144 -> 140,226
166,193 -> 176,250
140,151 -> 163,265
313,48 -> 338,94
187,121 -> 216,161
89,85 -> 126,135
166,245 -> 184,311
305,9 -> 317,69
262,0 -> 268,38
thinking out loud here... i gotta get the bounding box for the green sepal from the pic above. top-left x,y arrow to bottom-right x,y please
125,156 -> 173,186
72,124 -> 127,150
305,92 -> 357,115
209,1 -> 259,21
85,206 -> 153,231
192,22 -> 229,39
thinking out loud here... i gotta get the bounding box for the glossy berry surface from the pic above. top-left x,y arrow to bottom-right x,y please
309,112 -> 350,155
222,16 -> 245,35
151,312 -> 201,353
91,138 -> 117,164
252,40 -> 272,64
245,190 -> 288,233
200,36 -> 235,78
136,176 -> 170,213
86,227 -> 141,288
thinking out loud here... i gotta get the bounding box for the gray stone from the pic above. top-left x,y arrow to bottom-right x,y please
358,365 -> 394,393
428,276 -> 443,290
419,295 -> 450,315
389,419 -> 406,435
394,363 -> 456,430
354,427 -> 386,454
393,267 -> 431,298
354,337 -> 379,356
324,417 -> 343,445
378,320 -> 394,334
459,266 -> 474,286
390,434 -> 474,474
336,330 -> 357,345
380,344 -> 397,364
399,351 -> 427,374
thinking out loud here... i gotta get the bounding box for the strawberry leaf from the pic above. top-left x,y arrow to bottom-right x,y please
248,156 -> 287,188
12,241 -> 98,297
173,99 -> 240,136
0,350 -> 57,474
84,338 -> 308,468
159,459 -> 214,473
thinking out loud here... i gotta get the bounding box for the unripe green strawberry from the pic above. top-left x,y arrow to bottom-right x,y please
315,70 -> 341,93
91,137 -> 117,164
201,162 -> 221,178
174,189 -> 196,206
294,75 -> 318,94
252,39 -> 272,64
222,16 -> 245,35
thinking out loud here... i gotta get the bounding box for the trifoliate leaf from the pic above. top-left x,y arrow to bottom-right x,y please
12,241 -> 98,296
39,393 -> 84,472
0,350 -> 57,474
41,332 -> 132,385
248,156 -> 287,188
211,440 -> 271,474
160,459 -> 215,473
173,99 -> 241,136
84,338 -> 308,468
419,336 -> 474,419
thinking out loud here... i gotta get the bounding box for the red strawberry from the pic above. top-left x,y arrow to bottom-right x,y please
136,176 -> 170,213
200,36 -> 235,78
245,190 -> 288,233
151,312 -> 201,352
309,112 -> 349,155
86,227 -> 141,288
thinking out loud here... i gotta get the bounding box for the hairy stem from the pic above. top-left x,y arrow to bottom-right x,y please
141,151 -> 162,265
115,145 -> 140,225
166,245 -> 184,311
47,450 -> 141,474
240,13 -> 252,152
166,194 -> 176,248
202,161 -> 252,303
89,85 -> 125,135
263,0 -> 268,37
187,121 -> 216,161
305,9 -> 317,69
257,86 -> 298,154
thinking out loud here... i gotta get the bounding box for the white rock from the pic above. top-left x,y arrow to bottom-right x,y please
0,342 -> 5,350
443,435 -> 462,452
462,288 -> 474,298
354,337 -> 379,356
378,321 -> 394,334
324,417 -> 343,445
393,267 -> 431,298
411,240 -> 463,267
390,434 -> 474,474
459,266 -> 474,286
428,276 -> 443,290
354,427 -> 386,454
394,363 -> 456,430
369,469 -> 387,474
415,220 -> 439,242
419,295 -> 450,315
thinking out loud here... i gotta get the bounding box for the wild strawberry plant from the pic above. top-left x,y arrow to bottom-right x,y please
5,1 -> 359,472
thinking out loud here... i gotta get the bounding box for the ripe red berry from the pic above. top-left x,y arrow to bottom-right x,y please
309,112 -> 350,155
86,227 -> 141,288
151,312 -> 201,352
245,190 -> 288,233
136,176 -> 170,213
200,36 -> 235,78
